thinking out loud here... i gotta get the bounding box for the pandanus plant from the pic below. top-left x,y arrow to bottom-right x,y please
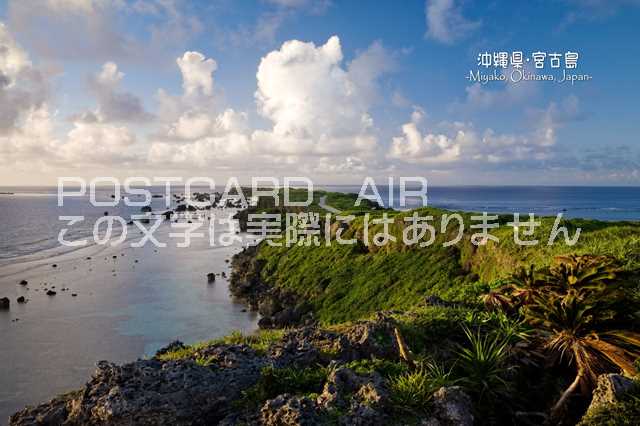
489,255 -> 640,418
483,264 -> 541,312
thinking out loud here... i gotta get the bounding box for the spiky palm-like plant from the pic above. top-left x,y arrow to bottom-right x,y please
483,264 -> 541,312
457,325 -> 512,401
516,255 -> 640,417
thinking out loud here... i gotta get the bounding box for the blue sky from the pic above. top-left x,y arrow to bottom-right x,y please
0,0 -> 639,185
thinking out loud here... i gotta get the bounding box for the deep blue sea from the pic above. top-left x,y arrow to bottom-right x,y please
0,186 -> 639,260
324,185 -> 640,220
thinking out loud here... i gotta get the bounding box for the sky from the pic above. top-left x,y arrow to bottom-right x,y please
0,0 -> 639,186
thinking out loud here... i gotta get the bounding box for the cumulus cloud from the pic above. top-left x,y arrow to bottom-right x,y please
147,36 -> 393,174
166,109 -> 249,141
0,18 -> 618,184
0,23 -> 48,135
58,120 -> 137,164
82,62 -> 152,123
252,35 -> 393,156
0,24 -> 142,169
389,109 -> 464,164
148,132 -> 252,168
390,97 -> 582,167
176,51 -> 217,97
425,0 -> 481,44
147,49 -> 253,166
151,50 -> 231,143
0,105 -> 57,166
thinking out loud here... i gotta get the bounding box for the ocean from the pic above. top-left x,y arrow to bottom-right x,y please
1,185 -> 639,261
326,185 -> 640,220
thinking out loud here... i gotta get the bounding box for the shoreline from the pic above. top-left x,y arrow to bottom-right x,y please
0,212 -> 259,424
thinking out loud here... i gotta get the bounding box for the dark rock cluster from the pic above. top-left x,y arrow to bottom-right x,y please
230,245 -> 314,329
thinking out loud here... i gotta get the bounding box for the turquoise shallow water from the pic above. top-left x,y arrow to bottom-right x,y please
0,206 -> 258,424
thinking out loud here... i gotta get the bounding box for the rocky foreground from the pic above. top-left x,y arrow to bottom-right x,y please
9,220 -> 640,425
9,313 -> 474,425
10,309 -> 634,425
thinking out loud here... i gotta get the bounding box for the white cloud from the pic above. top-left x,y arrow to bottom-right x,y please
253,35 -> 392,156
83,62 -> 152,123
152,50 -> 226,142
148,132 -> 252,168
389,98 -> 581,167
147,48 -> 252,165
425,0 -> 480,44
0,26 -> 140,169
0,23 -> 48,134
147,36 -> 392,174
312,156 -> 367,174
165,108 -> 248,141
390,109 -> 464,164
58,120 -> 137,164
0,24 -> 31,77
167,111 -> 212,140
0,20 -> 614,184
176,51 -> 217,98
96,61 -> 122,86
0,105 -> 57,165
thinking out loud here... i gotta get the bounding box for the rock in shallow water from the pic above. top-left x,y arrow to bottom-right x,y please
0,297 -> 9,309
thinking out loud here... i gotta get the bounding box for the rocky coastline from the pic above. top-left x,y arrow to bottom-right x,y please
229,244 -> 314,329
10,241 -> 638,425
7,201 -> 640,425
9,307 -> 475,425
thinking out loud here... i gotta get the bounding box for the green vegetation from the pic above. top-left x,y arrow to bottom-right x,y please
239,365 -> 329,409
345,358 -> 408,378
389,361 -> 456,412
218,192 -> 640,423
156,329 -> 284,362
485,254 -> 640,418
252,202 -> 640,324
456,325 -> 512,402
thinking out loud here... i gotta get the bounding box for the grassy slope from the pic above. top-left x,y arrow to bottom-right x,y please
252,197 -> 640,324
